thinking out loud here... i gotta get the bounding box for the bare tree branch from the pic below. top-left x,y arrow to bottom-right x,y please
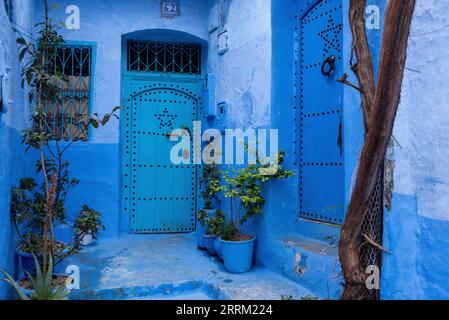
348,0 -> 376,133
339,0 -> 416,300
337,73 -> 361,92
362,234 -> 391,254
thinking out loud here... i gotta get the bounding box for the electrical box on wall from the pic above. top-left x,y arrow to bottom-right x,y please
217,31 -> 229,55
204,73 -> 216,119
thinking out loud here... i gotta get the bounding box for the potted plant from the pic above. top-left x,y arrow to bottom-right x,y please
74,205 -> 105,246
202,210 -> 225,256
1,253 -> 68,300
218,152 -> 294,273
11,175 -> 79,275
197,164 -> 223,249
11,0 -> 119,280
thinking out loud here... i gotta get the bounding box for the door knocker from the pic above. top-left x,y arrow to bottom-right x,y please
321,55 -> 336,77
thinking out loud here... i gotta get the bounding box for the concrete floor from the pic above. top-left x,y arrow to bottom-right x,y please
64,234 -> 315,300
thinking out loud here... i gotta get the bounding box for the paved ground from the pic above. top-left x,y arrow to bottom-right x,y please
64,234 -> 314,300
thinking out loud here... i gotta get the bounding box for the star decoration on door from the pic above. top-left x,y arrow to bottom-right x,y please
318,18 -> 343,58
155,107 -> 177,129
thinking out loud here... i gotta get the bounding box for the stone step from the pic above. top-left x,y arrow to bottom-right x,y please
257,220 -> 343,299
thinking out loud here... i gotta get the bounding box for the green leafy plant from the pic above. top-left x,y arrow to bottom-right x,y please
197,209 -> 208,228
74,205 -> 105,240
11,0 -> 119,273
1,254 -> 68,300
11,171 -> 81,261
205,210 -> 225,236
199,164 -> 223,210
220,152 -> 294,241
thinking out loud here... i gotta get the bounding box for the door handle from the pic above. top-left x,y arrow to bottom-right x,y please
321,55 -> 336,77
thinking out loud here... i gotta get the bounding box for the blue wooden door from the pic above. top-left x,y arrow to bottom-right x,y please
299,1 -> 344,224
122,79 -> 200,233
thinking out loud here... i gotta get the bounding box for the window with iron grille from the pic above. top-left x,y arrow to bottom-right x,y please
127,40 -> 201,75
46,44 -> 93,142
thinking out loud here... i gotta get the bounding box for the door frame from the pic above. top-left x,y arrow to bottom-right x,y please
119,36 -> 205,234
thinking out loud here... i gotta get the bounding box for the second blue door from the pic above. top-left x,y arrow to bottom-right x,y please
299,0 -> 345,224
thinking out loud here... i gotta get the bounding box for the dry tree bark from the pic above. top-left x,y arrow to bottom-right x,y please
348,0 -> 376,132
339,0 -> 416,300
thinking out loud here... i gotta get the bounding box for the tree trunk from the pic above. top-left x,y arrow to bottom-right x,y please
348,0 -> 376,132
339,0 -> 416,300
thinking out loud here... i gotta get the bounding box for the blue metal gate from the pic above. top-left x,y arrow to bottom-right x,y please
299,1 -> 344,224
122,41 -> 201,233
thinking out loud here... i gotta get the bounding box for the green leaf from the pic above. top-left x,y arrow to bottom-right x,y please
0,270 -> 31,300
16,37 -> 27,45
90,119 -> 99,129
19,48 -> 28,62
50,2 -> 61,10
101,114 -> 111,126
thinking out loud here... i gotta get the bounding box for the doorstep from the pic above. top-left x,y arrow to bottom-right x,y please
257,231 -> 342,299
62,234 -> 316,300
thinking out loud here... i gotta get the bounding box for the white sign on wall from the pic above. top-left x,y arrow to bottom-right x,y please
161,1 -> 180,18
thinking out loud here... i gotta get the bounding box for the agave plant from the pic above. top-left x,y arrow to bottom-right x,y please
0,254 -> 68,300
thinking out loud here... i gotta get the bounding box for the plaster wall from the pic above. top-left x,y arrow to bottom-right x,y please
381,0 -> 449,299
36,0 -> 209,238
207,0 -> 272,130
24,0 -> 449,300
0,0 -> 35,299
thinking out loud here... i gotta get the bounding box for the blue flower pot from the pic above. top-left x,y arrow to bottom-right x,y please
197,209 -> 217,250
17,249 -> 36,276
197,223 -> 207,250
214,237 -> 223,260
16,242 -> 69,277
203,234 -> 218,256
219,236 -> 256,274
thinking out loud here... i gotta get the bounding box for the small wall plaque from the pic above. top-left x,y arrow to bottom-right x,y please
160,1 -> 180,18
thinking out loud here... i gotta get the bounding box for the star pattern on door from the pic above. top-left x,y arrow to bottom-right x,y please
318,18 -> 343,58
155,107 -> 178,130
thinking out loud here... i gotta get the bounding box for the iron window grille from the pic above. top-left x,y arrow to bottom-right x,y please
127,40 -> 201,75
46,44 -> 93,142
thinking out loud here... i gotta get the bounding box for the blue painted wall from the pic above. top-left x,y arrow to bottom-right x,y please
0,0 -> 35,299
381,0 -> 449,299
16,0 -> 449,300
36,0 -> 210,239
204,0 -> 346,298
36,0 -> 378,299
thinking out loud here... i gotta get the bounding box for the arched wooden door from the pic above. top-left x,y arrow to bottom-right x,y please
121,40 -> 202,233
